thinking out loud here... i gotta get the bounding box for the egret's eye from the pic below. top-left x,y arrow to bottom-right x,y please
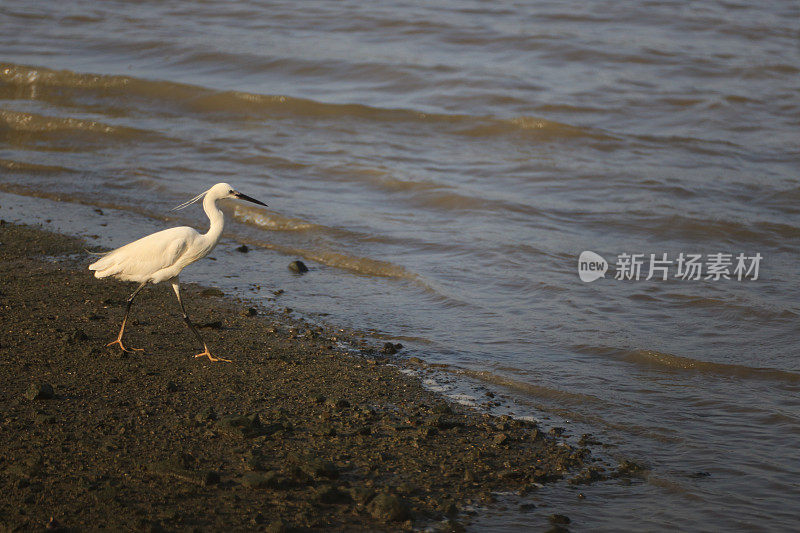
229,190 -> 235,194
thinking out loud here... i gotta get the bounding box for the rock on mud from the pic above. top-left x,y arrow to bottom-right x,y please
25,383 -> 54,400
367,492 -> 409,522
288,260 -> 308,273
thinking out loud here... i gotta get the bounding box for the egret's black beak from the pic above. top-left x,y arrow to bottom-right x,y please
233,191 -> 267,207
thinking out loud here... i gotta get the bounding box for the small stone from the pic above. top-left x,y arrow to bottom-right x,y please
433,403 -> 453,415
246,455 -> 266,471
241,307 -> 258,317
34,413 -> 56,425
326,398 -> 350,410
68,329 -> 89,343
382,342 -> 398,354
440,501 -> 458,517
420,427 -> 438,438
493,433 -> 509,446
367,492 -> 409,522
265,520 -> 287,533
303,459 -> 339,479
216,413 -> 263,438
194,407 -> 217,423
315,484 -> 352,505
200,287 -> 224,297
25,383 -> 54,401
236,244 -> 249,253
350,486 -> 375,505
407,356 -> 423,365
166,381 -> 179,392
241,471 -> 278,489
202,471 -> 221,485
617,460 -> 646,476
288,260 -> 308,273
314,424 -> 337,437
549,514 -> 571,525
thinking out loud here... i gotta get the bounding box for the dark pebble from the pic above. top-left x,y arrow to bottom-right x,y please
617,460 -> 647,476
203,471 -> 221,486
367,492 -> 409,522
265,520 -> 287,533
200,287 -> 224,297
326,398 -> 350,410
68,328 -> 89,343
303,459 -> 339,480
382,342 -> 398,355
549,513 -> 571,525
236,244 -> 249,253
241,472 -> 272,489
25,383 -> 54,401
493,433 -> 509,446
350,486 -> 376,505
315,484 -> 352,505
194,406 -> 217,423
288,260 -> 308,273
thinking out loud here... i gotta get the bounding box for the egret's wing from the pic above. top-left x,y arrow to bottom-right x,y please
89,227 -> 198,282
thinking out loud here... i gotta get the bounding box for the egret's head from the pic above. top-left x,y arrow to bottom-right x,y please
223,183 -> 268,207
171,182 -> 267,212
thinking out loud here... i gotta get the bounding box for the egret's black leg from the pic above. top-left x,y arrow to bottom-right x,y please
106,281 -> 147,353
171,279 -> 231,363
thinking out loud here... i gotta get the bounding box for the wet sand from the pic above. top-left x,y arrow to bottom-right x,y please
0,223 -> 608,531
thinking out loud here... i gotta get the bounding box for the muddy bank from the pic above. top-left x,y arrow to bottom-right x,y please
0,223 -> 609,531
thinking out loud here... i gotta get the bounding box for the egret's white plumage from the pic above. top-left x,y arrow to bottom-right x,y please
90,182 -> 267,362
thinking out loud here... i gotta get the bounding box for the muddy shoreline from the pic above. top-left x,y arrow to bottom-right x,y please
0,223 -> 610,531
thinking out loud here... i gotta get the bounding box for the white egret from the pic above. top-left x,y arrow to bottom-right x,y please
89,182 -> 267,362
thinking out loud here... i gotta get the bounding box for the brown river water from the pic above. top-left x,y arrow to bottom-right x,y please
1,1 -> 798,530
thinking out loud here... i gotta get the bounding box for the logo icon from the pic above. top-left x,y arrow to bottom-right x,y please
578,251 -> 608,282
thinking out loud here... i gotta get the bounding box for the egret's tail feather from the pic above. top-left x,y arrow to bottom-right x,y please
170,189 -> 208,212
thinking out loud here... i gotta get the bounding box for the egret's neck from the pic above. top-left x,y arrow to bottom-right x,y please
202,194 -> 224,245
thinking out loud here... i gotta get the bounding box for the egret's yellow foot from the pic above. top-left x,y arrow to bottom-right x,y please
194,349 -> 231,363
105,338 -> 144,353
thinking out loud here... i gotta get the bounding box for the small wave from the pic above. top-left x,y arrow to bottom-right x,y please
0,158 -> 75,175
2,62 -> 609,142
453,115 -> 616,141
240,238 -> 420,282
1,110 -> 114,134
233,204 -> 317,232
0,109 -> 161,145
599,211 -> 800,247
451,367 -> 608,407
621,349 -> 800,384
